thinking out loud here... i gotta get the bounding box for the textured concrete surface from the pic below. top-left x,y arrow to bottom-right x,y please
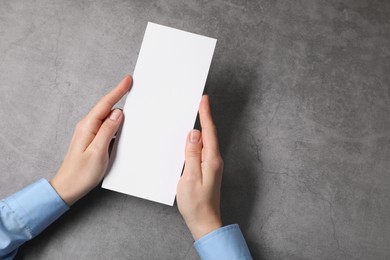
1,0 -> 390,259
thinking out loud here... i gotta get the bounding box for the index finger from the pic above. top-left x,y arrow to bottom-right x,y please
87,75 -> 132,122
71,75 -> 132,151
199,95 -> 220,157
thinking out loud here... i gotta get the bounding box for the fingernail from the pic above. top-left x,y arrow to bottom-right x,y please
109,109 -> 121,121
190,130 -> 201,143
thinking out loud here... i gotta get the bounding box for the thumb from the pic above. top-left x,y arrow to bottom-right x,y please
90,109 -> 123,151
183,130 -> 202,181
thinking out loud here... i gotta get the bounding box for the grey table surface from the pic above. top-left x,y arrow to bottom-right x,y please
1,0 -> 390,259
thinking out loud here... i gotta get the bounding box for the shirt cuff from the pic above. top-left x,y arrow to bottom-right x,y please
194,224 -> 252,260
4,178 -> 69,236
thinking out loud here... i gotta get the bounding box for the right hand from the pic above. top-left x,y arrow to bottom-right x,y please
176,95 -> 224,240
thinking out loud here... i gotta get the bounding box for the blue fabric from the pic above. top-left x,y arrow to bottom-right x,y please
0,179 -> 251,259
0,179 -> 69,259
194,224 -> 252,260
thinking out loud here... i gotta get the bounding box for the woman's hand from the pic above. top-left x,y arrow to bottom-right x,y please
177,95 -> 224,240
50,76 -> 132,206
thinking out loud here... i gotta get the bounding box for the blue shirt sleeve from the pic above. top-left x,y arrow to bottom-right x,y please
0,179 -> 69,259
194,224 -> 252,260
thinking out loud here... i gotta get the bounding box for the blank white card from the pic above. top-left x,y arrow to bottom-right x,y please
102,22 -> 217,205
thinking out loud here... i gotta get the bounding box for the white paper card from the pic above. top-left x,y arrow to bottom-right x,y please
102,22 -> 217,206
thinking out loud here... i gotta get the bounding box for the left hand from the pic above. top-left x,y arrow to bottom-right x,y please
50,75 -> 132,206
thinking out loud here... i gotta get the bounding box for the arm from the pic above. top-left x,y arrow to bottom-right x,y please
0,76 -> 132,258
177,95 -> 252,259
0,179 -> 68,259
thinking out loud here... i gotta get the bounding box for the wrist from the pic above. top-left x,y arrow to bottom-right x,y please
188,219 -> 223,241
50,175 -> 78,206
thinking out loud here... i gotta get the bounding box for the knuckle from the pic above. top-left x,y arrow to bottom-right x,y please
100,96 -> 113,108
89,144 -> 107,159
210,156 -> 224,171
101,121 -> 116,133
75,119 -> 86,132
186,147 -> 201,158
186,151 -> 201,159
217,156 -> 224,168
